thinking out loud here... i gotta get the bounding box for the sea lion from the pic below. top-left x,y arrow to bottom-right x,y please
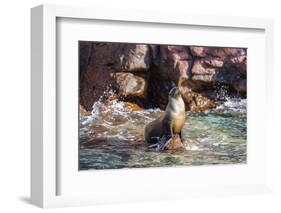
144,87 -> 186,150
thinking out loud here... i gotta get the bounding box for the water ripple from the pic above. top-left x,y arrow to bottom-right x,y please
80,98 -> 247,170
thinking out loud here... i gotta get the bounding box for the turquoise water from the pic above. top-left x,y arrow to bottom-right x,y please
79,98 -> 246,170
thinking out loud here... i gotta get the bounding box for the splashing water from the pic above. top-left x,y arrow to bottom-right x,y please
79,97 -> 246,170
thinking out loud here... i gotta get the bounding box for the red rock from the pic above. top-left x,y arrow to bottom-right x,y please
79,105 -> 91,116
124,102 -> 143,111
190,47 -> 206,57
192,59 -> 217,75
181,88 -> 217,111
204,57 -> 224,68
79,42 -> 247,113
111,72 -> 147,98
165,135 -> 185,150
190,47 -> 247,87
147,45 -> 193,109
158,45 -> 192,82
79,42 -> 152,112
120,44 -> 151,71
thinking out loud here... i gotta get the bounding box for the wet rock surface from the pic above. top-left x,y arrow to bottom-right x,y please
111,72 -> 147,98
164,135 -> 185,151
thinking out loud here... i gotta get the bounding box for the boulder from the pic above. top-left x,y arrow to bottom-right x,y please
180,87 -> 217,111
190,47 -> 246,86
79,42 -> 152,112
188,47 -> 247,101
190,47 -> 245,59
79,42 -> 247,113
158,45 -> 192,82
79,43 -> 116,111
124,102 -> 143,111
190,47 -> 206,57
165,135 -> 185,150
120,44 -> 151,71
111,72 -> 147,98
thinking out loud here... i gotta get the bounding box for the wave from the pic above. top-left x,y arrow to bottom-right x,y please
215,98 -> 247,113
80,89 -> 247,143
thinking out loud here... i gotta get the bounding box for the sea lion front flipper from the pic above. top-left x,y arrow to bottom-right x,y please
155,134 -> 172,151
153,122 -> 173,151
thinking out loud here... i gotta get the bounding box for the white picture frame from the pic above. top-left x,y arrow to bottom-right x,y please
31,4 -> 274,208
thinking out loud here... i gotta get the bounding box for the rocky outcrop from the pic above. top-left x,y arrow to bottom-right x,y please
164,135 -> 185,150
119,44 -> 151,71
111,72 -> 147,98
79,42 -> 247,112
147,45 -> 193,109
190,47 -> 247,86
79,42 -> 151,111
152,45 -> 192,81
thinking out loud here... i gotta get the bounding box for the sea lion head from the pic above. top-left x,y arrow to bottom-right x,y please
169,87 -> 182,99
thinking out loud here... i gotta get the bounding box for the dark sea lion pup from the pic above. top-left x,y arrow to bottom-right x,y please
144,86 -> 186,151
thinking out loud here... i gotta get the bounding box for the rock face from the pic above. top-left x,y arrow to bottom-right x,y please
79,42 -> 151,111
79,42 -> 247,112
120,44 -> 151,71
190,47 -> 247,86
148,45 -> 193,108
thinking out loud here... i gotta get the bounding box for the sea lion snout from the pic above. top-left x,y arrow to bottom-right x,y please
169,87 -> 181,98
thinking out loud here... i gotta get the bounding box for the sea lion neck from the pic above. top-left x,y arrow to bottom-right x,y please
167,95 -> 185,113
169,87 -> 181,98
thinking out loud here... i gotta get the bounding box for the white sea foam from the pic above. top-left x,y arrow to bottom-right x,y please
81,89 -> 163,126
184,144 -> 200,151
215,98 -> 247,113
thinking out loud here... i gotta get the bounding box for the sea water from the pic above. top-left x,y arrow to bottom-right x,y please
79,98 -> 246,170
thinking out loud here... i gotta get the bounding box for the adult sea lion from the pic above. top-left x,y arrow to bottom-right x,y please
144,87 -> 186,150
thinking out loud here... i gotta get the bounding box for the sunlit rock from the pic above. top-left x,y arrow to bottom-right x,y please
79,42 -> 247,113
111,72 -> 147,98
165,135 -> 185,150
124,102 -> 143,111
